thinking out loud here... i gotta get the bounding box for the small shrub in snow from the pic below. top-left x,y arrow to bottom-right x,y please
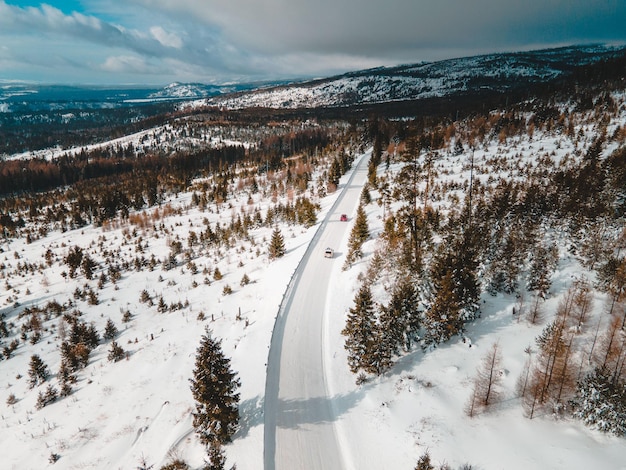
108,341 -> 126,362
6,393 -> 17,405
159,459 -> 189,470
414,451 -> 434,470
140,289 -> 152,304
122,310 -> 132,323
355,372 -> 369,386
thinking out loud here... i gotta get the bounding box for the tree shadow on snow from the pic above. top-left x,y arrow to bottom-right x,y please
236,395 -> 264,439
273,387 -> 368,430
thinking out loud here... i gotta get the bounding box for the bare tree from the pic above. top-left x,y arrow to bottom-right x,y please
597,314 -> 626,385
571,279 -> 593,332
466,341 -> 503,417
526,296 -> 544,325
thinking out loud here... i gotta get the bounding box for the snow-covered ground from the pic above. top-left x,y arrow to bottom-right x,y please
1,103 -> 626,470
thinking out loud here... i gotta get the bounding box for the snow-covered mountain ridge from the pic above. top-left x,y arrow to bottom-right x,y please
206,44 -> 626,109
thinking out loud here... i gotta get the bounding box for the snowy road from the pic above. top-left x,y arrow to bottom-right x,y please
264,151 -> 371,470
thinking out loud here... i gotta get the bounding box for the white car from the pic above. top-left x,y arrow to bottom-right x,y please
324,247 -> 334,258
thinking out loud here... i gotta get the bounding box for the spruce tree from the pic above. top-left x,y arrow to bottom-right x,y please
103,318 -> 118,341
424,271 -> 461,344
327,157 -> 342,187
430,230 -> 480,318
572,367 -> 626,436
81,254 -> 97,280
190,328 -> 241,446
65,245 -> 83,278
28,354 -> 49,389
528,244 -> 552,298
380,277 -> 420,353
341,285 -> 377,374
343,205 -> 369,269
353,204 -> 369,243
35,384 -> 58,409
361,185 -> 372,205
268,227 -> 286,260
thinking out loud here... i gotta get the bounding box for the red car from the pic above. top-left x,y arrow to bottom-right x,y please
340,214 -> 348,221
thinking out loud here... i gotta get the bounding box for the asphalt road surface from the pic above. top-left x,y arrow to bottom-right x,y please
264,151 -> 371,470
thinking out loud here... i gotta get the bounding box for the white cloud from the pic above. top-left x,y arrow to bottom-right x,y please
100,55 -> 159,74
150,26 -> 182,48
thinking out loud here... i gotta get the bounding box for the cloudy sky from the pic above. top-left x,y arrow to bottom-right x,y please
1,0 -> 625,85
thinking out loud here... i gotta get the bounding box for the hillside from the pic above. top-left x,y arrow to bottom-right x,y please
205,45 -> 626,110
0,46 -> 625,470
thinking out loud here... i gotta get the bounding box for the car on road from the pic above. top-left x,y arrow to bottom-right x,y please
324,247 -> 334,258
340,214 -> 348,221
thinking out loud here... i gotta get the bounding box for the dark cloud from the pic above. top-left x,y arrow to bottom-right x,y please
1,0 -> 626,84
130,0 -> 626,58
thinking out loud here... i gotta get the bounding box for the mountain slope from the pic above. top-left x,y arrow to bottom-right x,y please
206,44 -> 626,109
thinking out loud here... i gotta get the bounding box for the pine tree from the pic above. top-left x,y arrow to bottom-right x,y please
343,205 -> 369,269
353,204 -> 369,243
268,227 -> 286,260
528,244 -> 552,297
430,229 -> 480,318
103,318 -> 118,341
69,320 -> 100,350
81,254 -> 97,280
36,384 -> 58,409
60,341 -> 90,372
327,157 -> 342,187
572,367 -> 626,436
341,285 -> 377,374
157,296 -> 168,313
361,185 -> 372,205
28,354 -> 49,388
65,245 -> 83,278
379,277 -> 420,353
371,321 -> 394,375
190,328 -> 241,446
424,271 -> 461,344
396,206 -> 431,272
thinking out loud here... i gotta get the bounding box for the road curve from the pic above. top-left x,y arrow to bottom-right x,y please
264,151 -> 371,470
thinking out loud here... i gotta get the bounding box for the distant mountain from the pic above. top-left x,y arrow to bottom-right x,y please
206,44 -> 626,109
0,80 -> 288,114
146,82 -> 237,100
